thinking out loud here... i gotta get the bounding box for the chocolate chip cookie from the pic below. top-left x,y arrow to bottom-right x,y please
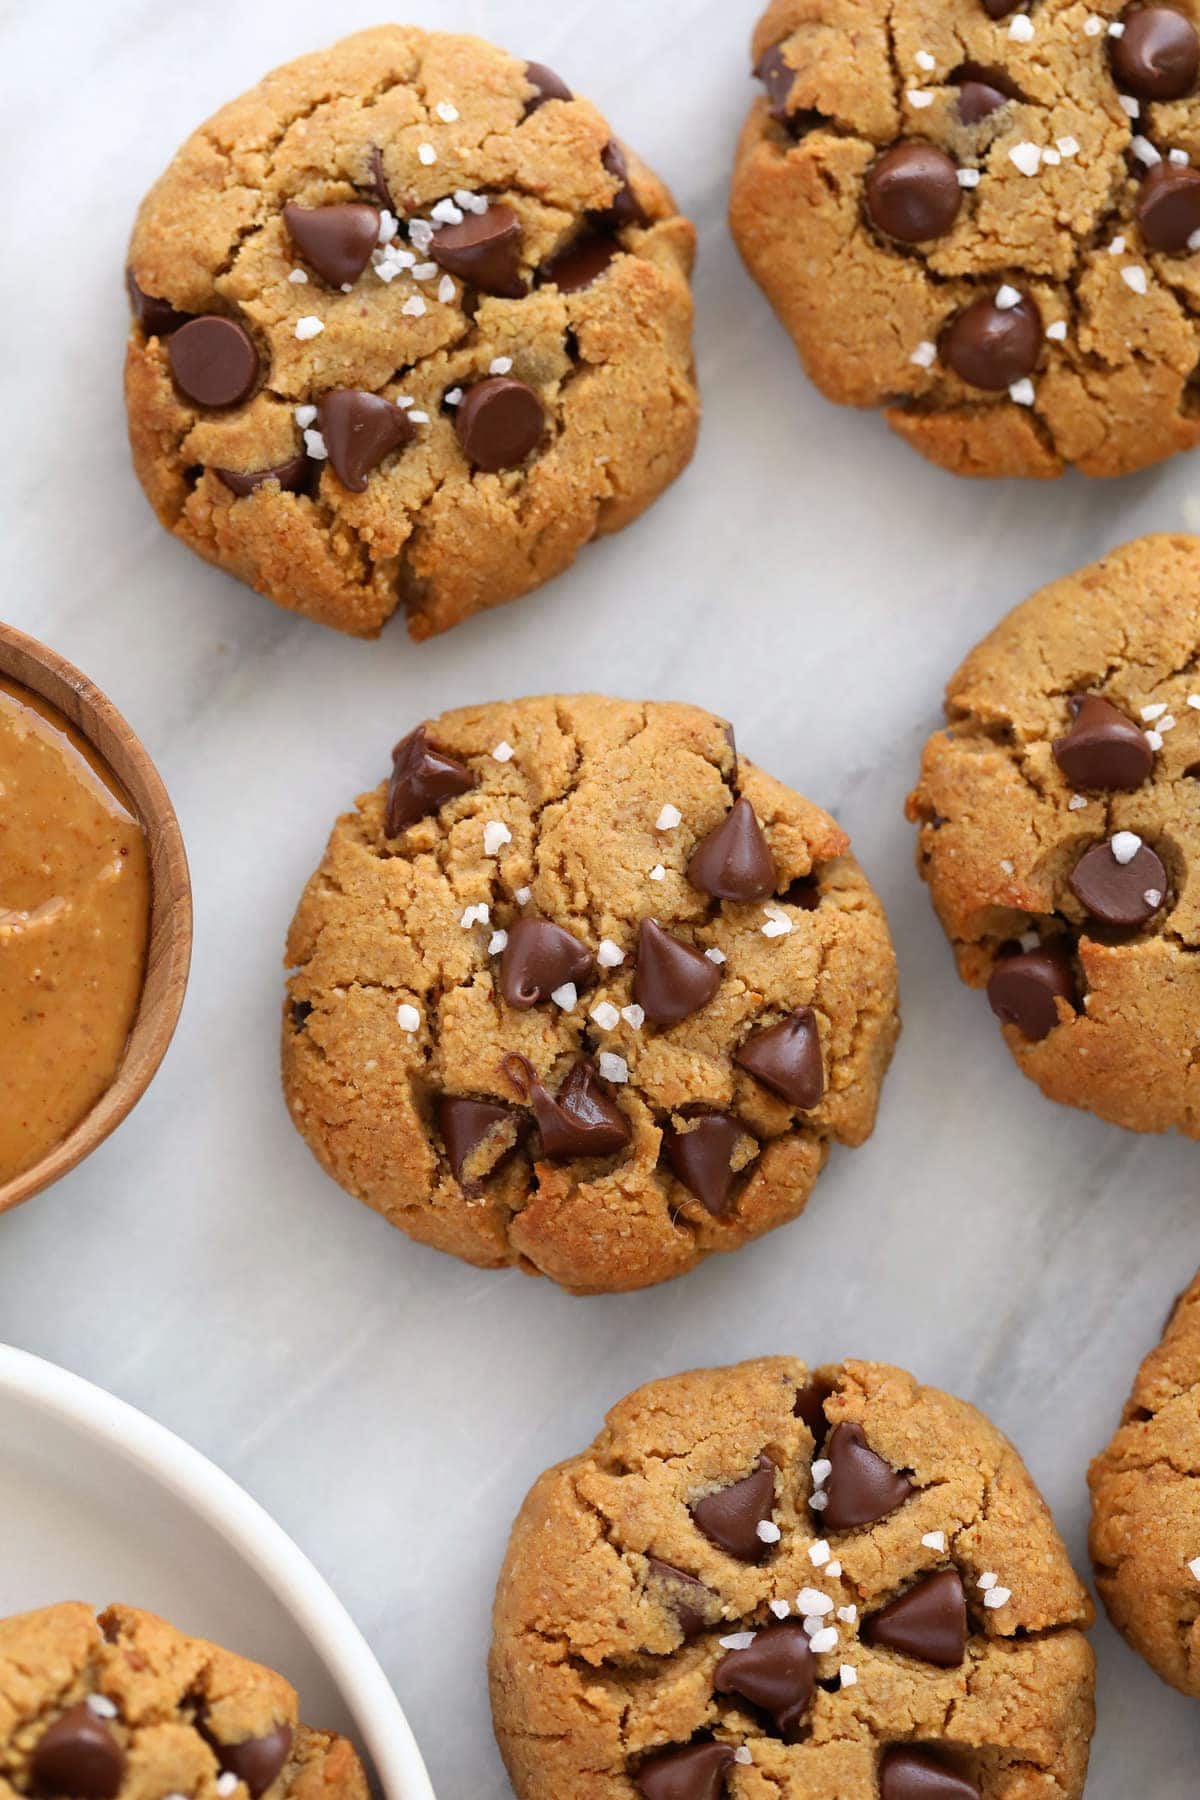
281,697 -> 899,1294
124,28 -> 698,639
1090,1269 -> 1200,1697
730,0 -> 1200,478
0,1603 -> 366,1800
490,1357 -> 1095,1797
907,534 -> 1200,1135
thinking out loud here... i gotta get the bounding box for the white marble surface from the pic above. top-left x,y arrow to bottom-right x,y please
3,0 -> 1200,1791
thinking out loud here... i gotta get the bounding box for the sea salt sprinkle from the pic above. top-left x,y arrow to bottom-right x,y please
378,211 -> 399,244
1121,265 -> 1148,294
733,1746 -> 753,1766
1111,830 -> 1142,865
977,1572 -> 1012,1608
455,189 -> 489,214
294,403 -> 317,427
757,1519 -> 782,1544
1188,1555 -> 1200,1580
1010,12 -> 1034,39
1188,694 -> 1200,710
460,903 -> 490,928
590,1001 -> 621,1031
1068,793 -> 1088,810
444,387 -> 464,406
396,1004 -> 420,1032
996,284 -> 1022,310
288,268 -> 309,284
488,930 -> 508,955
797,1587 -> 833,1617
1009,141 -> 1042,176
435,100 -> 459,122
597,938 -> 625,968
86,1696 -> 118,1719
719,1630 -> 757,1651
911,340 -> 937,367
907,88 -> 935,108
437,275 -> 456,303
1057,136 -> 1080,157
809,1538 -> 831,1566
1109,235 -> 1127,255
621,1003 -> 645,1029
295,315 -> 324,340
649,864 -> 667,882
656,803 -> 682,830
515,886 -> 532,905
922,1530 -> 947,1552
418,142 -> 437,165
770,1598 -> 792,1619
836,1604 -> 857,1624
1009,378 -> 1036,406
598,1052 -> 629,1083
840,1664 -> 858,1688
1118,92 -> 1140,117
551,983 -> 578,1012
1084,13 -> 1106,32
1146,729 -> 1164,752
1046,320 -> 1068,341
217,1778 -> 239,1798
303,429 -> 328,460
483,820 -> 512,856
761,904 -> 792,938
492,740 -> 515,761
957,168 -> 981,188
1141,702 -> 1168,721
1170,148 -> 1191,166
402,295 -> 428,318
1132,135 -> 1162,167
916,48 -> 936,69
705,947 -> 727,964
490,355 -> 514,375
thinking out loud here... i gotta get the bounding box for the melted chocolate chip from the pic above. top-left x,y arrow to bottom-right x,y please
31,1707 -> 125,1800
663,1113 -> 750,1217
980,0 -> 1023,16
952,62 -> 1021,122
794,1376 -> 834,1440
862,1569 -> 967,1667
366,147 -> 395,211
216,454 -> 309,497
385,726 -> 476,834
756,43 -> 798,120
215,1726 -> 293,1799
941,292 -> 1042,390
634,920 -> 722,1025
598,140 -> 647,229
879,1747 -> 981,1800
645,1559 -> 716,1639
782,875 -> 821,910
634,1742 -> 735,1800
821,1422 -> 913,1530
1053,694 -> 1154,790
438,1096 -> 514,1185
500,916 -> 594,1007
283,202 -> 380,288
505,1056 -> 631,1159
430,204 -> 525,297
714,1621 -> 815,1741
735,1008 -> 824,1108
865,143 -> 962,244
1111,5 -> 1200,99
690,1455 -> 776,1560
687,798 -> 775,901
524,61 -> 574,115
1069,838 -> 1167,926
169,316 -> 260,408
126,270 -> 190,337
986,946 -> 1077,1041
317,389 -> 414,493
1137,161 -> 1200,251
456,376 -> 545,471
541,233 -> 620,292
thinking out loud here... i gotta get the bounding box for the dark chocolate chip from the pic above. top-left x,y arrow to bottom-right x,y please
317,389 -> 414,493
952,62 -> 1021,121
793,1376 -> 833,1439
735,1007 -> 824,1108
1111,5 -> 1200,99
941,292 -> 1042,391
756,43 -> 798,120
500,916 -> 594,1007
168,316 -> 260,408
289,999 -> 313,1031
1069,837 -> 1167,926
385,725 -> 476,834
645,1559 -> 716,1639
455,376 -> 545,471
782,875 -> 821,910
1053,694 -> 1154,790
663,1114 -> 750,1218
366,147 -> 395,212
1137,161 -> 1200,251
598,139 -> 647,229
216,453 -> 309,497
865,143 -> 962,244
714,1621 -> 815,1742
430,204 -> 525,298
524,61 -> 574,115
504,1055 -> 631,1159
863,1570 -> 967,1667
820,1422 -> 913,1531
31,1706 -> 125,1800
688,798 -> 775,902
634,1742 -> 735,1800
879,1746 -> 981,1800
438,1096 -> 514,1185
283,202 -> 380,288
541,233 -> 620,292
215,1726 -> 293,1799
986,946 -> 1077,1041
690,1455 -> 776,1560
126,270 -> 190,336
980,0 -> 1023,16
634,919 -> 721,1026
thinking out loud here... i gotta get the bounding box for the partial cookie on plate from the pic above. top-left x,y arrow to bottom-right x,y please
730,0 -> 1200,477
282,695 -> 899,1294
908,534 -> 1200,1136
124,27 -> 698,638
490,1356 -> 1095,1797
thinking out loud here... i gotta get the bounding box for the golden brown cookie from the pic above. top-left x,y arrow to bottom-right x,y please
124,28 -> 698,639
907,534 -> 1200,1135
490,1356 -> 1095,1798
282,696 -> 899,1295
1090,1270 -> 1200,1697
729,0 -> 1200,478
0,1603 -> 366,1800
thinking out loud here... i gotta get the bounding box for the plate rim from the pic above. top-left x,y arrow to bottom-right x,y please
0,1343 -> 436,1800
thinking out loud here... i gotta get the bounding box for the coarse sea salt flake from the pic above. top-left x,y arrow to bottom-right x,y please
810,1489 -> 829,1510
1112,830 -> 1142,864
1010,11 -> 1034,38
1170,148 -> 1191,165
304,429 -> 328,459
810,1627 -> 838,1653
837,1604 -> 857,1624
733,1747 -> 753,1766
996,283 -> 1022,309
911,340 -> 937,367
551,983 -> 578,1012
396,1003 -> 420,1032
916,48 -> 936,69
649,863 -> 666,881
436,100 -> 460,122
1188,694 -> 1200,710
402,295 -> 428,317
445,387 -> 464,406
488,930 -> 508,955
957,167 -> 981,187
460,903 -> 489,929
1084,12 -> 1105,31
484,821 -> 512,856
515,886 -> 532,905
378,211 -> 399,245
590,1001 -> 620,1031
809,1539 -> 831,1566
1119,92 -> 1140,117
1141,702 -> 1167,720
922,1530 -> 947,1552
621,1003 -> 645,1029
294,404 -> 317,427
984,1585 -> 1012,1609
418,143 -> 437,165
86,1696 -> 118,1719
1042,147 -> 1061,165
840,1664 -> 858,1688
827,1560 -> 842,1578
1047,320 -> 1068,341
1189,1556 -> 1200,1580
797,1587 -> 833,1615
770,1598 -> 792,1618
978,1572 -> 998,1590
907,88 -> 934,107
1146,729 -> 1164,751
705,947 -> 726,964
1144,888 -> 1164,907
218,1778 -> 239,1798
1122,264 -> 1148,294
719,1631 -> 756,1651
295,315 -> 324,340
1068,792 -> 1088,810
656,803 -> 682,830
1109,16 -> 1126,31
1058,136 -> 1080,157
757,1519 -> 782,1543
438,275 -> 456,303
1009,141 -> 1041,176
288,268 -> 309,284
1132,135 -> 1162,166
812,1459 -> 832,1484
598,1052 -> 629,1084
492,740 -> 515,761
597,938 -> 625,968
1009,377 -> 1035,405
762,905 -> 792,938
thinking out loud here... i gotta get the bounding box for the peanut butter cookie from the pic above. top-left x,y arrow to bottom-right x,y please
730,0 -> 1200,478
124,28 -> 698,639
282,697 -> 899,1294
0,1603 -> 366,1800
907,534 -> 1200,1135
490,1357 -> 1095,1797
1090,1269 -> 1200,1697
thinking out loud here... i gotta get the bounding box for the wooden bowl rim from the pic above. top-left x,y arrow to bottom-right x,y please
0,621 -> 192,1214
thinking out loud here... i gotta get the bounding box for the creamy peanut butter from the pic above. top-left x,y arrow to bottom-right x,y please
0,677 -> 150,1184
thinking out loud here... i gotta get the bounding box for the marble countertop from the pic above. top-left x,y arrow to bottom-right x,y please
4,0 -> 1199,1791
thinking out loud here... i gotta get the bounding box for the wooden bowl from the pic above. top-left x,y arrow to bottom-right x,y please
0,622 -> 192,1214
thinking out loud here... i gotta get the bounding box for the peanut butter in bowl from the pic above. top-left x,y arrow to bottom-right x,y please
0,677 -> 151,1185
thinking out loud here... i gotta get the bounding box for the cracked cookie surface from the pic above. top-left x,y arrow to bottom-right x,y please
281,696 -> 899,1295
730,0 -> 1200,477
0,1603 -> 366,1800
489,1356 -> 1094,1798
124,27 -> 698,639
907,534 -> 1200,1135
1090,1268 -> 1200,1697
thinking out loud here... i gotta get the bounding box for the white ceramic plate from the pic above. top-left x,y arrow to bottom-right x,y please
0,1345 -> 435,1800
